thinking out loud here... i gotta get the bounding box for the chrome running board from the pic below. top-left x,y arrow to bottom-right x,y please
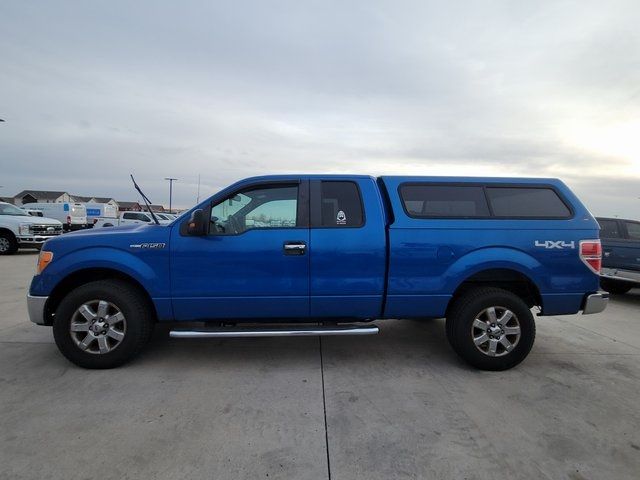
170,324 -> 379,338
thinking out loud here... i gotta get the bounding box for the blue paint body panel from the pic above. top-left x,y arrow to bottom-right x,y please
30,175 -> 601,323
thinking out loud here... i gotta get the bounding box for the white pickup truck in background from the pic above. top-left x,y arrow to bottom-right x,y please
0,202 -> 63,255
93,211 -> 173,228
85,202 -> 118,227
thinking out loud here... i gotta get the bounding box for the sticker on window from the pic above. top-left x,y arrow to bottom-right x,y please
336,210 -> 346,225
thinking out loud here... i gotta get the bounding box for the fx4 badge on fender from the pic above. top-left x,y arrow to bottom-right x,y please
534,240 -> 576,249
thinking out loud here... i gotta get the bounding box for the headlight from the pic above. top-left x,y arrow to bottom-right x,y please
36,251 -> 54,274
19,223 -> 31,235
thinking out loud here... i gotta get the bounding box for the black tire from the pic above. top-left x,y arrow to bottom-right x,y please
53,279 -> 154,369
0,231 -> 19,255
600,278 -> 632,295
446,287 -> 535,371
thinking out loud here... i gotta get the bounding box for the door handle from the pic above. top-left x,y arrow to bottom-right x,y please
283,241 -> 306,255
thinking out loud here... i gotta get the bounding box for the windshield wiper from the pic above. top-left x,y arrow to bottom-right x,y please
130,174 -> 160,225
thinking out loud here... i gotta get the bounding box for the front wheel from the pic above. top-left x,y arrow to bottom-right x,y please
53,279 -> 154,368
0,232 -> 18,255
446,287 -> 536,371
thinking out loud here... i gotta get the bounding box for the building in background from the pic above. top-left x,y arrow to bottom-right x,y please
0,196 -> 15,205
91,197 -> 118,210
14,190 -> 71,206
117,201 -> 142,213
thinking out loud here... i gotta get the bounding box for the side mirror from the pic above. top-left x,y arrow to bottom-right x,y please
187,209 -> 206,236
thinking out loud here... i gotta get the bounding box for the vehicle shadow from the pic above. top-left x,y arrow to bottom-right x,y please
608,288 -> 640,306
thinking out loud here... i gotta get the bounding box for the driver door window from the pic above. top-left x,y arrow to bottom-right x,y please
210,185 -> 299,234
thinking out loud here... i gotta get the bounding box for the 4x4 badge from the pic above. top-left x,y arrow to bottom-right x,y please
534,240 -> 575,249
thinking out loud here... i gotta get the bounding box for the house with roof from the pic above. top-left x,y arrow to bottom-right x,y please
91,197 -> 119,209
0,196 -> 15,205
70,195 -> 118,208
117,201 -> 142,213
14,190 -> 71,206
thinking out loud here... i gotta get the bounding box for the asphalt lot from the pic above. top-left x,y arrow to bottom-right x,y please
1,252 -> 639,480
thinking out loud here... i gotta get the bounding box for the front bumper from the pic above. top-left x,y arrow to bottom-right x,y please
17,235 -> 58,247
582,291 -> 609,315
27,294 -> 48,325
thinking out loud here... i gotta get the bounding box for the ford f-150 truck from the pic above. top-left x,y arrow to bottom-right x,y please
596,217 -> 640,294
27,175 -> 608,370
0,202 -> 63,254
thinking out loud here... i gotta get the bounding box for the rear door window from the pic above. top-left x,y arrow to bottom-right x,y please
70,205 -> 84,216
399,185 -> 490,218
624,221 -> 640,240
597,219 -> 621,239
486,187 -> 571,218
319,181 -> 364,227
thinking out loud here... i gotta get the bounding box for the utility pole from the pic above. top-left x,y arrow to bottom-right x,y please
164,177 -> 177,214
196,174 -> 201,203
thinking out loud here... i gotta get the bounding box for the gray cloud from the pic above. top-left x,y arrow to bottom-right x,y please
1,0 -> 639,217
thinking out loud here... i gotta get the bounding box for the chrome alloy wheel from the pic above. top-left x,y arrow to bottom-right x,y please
471,306 -> 521,357
0,237 -> 10,253
69,300 -> 127,354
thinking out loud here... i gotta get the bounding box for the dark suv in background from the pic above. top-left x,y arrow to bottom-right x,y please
596,217 -> 640,294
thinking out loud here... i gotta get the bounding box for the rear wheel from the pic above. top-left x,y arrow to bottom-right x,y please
600,278 -> 632,295
53,280 -> 154,368
446,287 -> 535,371
0,232 -> 18,255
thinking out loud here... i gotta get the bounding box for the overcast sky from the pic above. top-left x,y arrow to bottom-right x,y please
1,1 -> 639,216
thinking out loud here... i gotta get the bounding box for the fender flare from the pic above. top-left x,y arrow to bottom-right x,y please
443,247 -> 544,295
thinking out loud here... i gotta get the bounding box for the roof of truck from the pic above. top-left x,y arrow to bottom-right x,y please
237,174 -> 565,185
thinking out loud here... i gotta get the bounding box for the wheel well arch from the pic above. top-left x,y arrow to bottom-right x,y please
44,268 -> 157,326
0,227 -> 17,240
447,268 -> 542,314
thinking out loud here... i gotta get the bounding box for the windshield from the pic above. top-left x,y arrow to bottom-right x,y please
0,204 -> 28,216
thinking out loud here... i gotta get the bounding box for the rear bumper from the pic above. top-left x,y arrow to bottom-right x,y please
27,294 -> 48,325
582,291 -> 609,315
601,267 -> 640,285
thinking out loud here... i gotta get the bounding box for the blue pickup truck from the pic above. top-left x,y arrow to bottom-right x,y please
27,175 -> 607,371
596,217 -> 640,294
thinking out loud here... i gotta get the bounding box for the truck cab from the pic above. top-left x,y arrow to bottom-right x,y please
26,175 -> 606,370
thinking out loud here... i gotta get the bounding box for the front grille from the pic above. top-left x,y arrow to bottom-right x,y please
30,224 -> 63,236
